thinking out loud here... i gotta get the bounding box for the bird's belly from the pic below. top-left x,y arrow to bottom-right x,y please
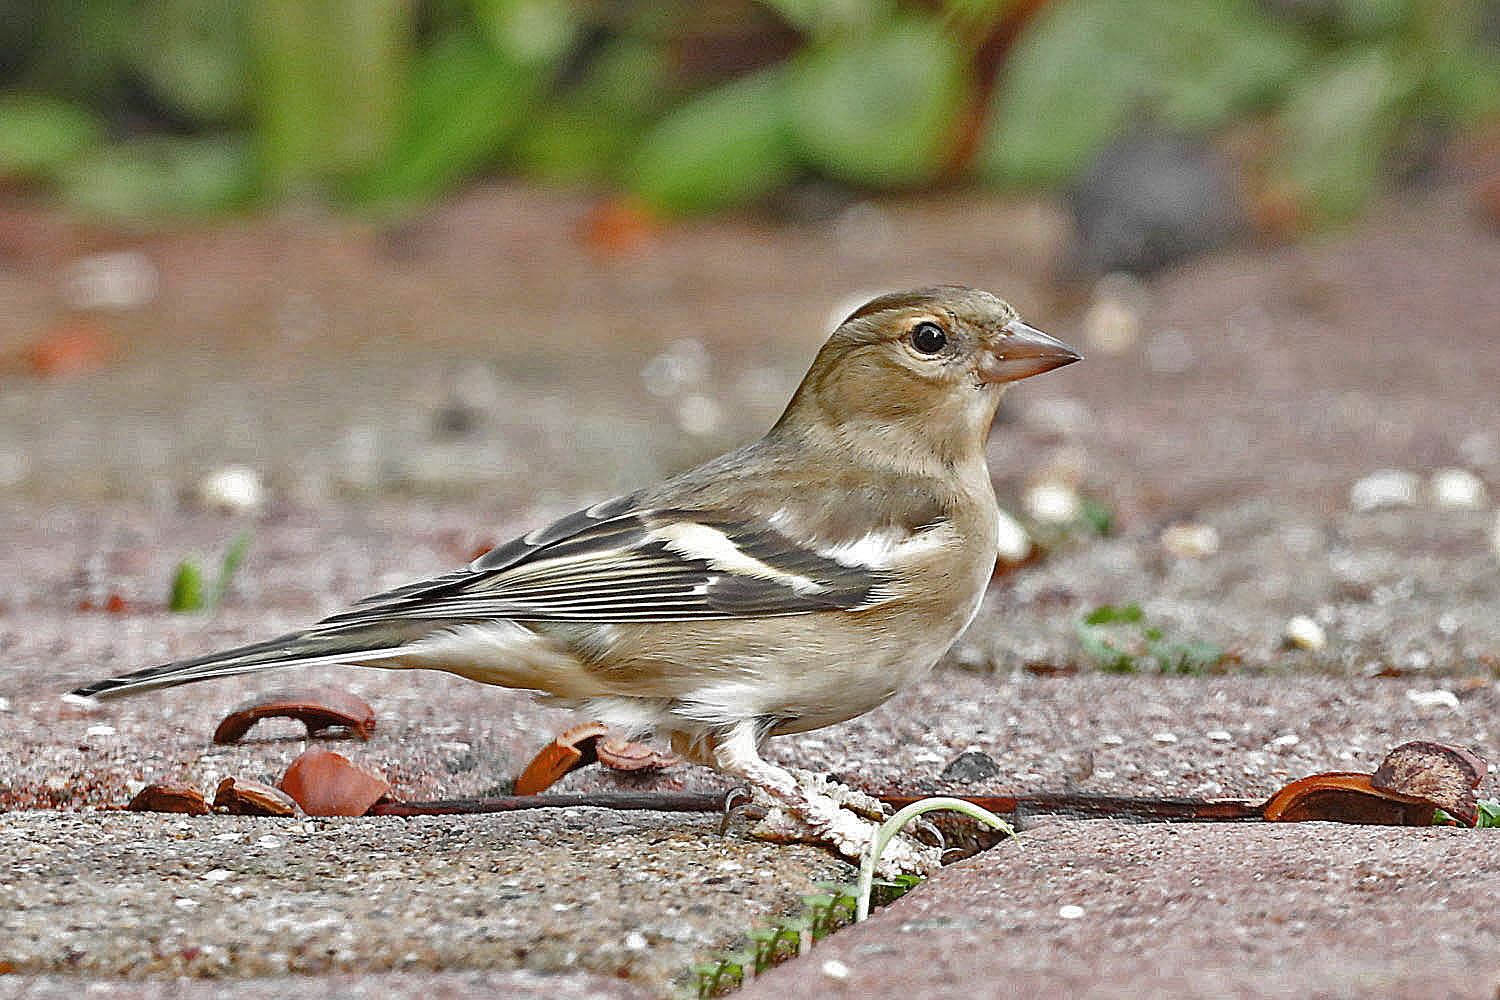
565,600 -> 973,737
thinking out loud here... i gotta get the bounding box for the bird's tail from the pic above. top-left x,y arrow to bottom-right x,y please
66,629 -> 413,703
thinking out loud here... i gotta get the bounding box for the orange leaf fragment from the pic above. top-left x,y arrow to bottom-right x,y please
214,776 -> 299,817
579,198 -> 657,256
596,736 -> 680,773
1261,772 -> 1435,826
279,747 -> 390,816
514,722 -> 609,796
27,317 -> 114,378
127,782 -> 210,815
514,723 -> 680,794
213,687 -> 376,744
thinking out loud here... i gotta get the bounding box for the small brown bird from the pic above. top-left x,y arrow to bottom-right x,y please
70,286 -> 1079,872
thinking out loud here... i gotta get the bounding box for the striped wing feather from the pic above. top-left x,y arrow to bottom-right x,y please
312,499 -> 889,631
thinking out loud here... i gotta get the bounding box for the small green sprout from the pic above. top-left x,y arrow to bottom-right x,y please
169,529 -> 253,613
1075,603 -> 1225,675
855,797 -> 1016,921
690,884 -> 862,997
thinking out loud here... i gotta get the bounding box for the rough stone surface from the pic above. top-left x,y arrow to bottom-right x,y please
742,821 -> 1500,999
0,808 -> 842,991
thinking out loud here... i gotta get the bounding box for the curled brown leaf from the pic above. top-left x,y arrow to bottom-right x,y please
1261,772 -> 1435,826
213,687 -> 376,744
1371,740 -> 1486,827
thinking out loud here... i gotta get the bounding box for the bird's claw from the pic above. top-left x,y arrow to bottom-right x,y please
742,771 -> 940,876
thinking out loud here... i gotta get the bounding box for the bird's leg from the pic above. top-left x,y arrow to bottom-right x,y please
701,722 -> 940,877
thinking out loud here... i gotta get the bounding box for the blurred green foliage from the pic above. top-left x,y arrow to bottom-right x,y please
0,0 -> 1495,223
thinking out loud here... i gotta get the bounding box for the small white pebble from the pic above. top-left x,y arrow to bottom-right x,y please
256,836 -> 282,849
84,724 -> 116,738
675,393 -> 721,437
1024,481 -> 1081,524
203,869 -> 234,883
821,958 -> 851,980
1429,468 -> 1488,509
1161,522 -> 1219,558
1152,732 -> 1178,744
624,931 -> 648,952
641,338 -> 710,398
1083,295 -> 1141,354
174,897 -> 200,910
1283,616 -> 1327,651
1406,688 -> 1460,710
1270,733 -> 1301,748
62,250 -> 160,311
197,465 -> 265,513
0,696 -> 11,712
995,507 -> 1032,564
1350,469 -> 1419,512
1205,730 -> 1233,742
1099,734 -> 1125,746
1058,904 -> 1086,920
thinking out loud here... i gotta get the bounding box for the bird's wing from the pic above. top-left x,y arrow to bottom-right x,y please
311,493 -> 895,630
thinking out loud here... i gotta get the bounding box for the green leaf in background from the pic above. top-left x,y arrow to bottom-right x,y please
629,66 -> 798,217
760,0 -> 896,38
472,0 -> 578,68
787,16 -> 966,187
346,29 -> 541,210
514,100 -> 641,186
60,135 -> 256,219
24,0 -> 134,106
982,0 -> 1309,187
579,38 -> 675,119
0,95 -> 103,181
128,0 -> 249,123
1424,45 -> 1500,123
512,39 -> 670,186
1277,46 -> 1418,222
250,0 -> 407,197
1083,604 -> 1143,626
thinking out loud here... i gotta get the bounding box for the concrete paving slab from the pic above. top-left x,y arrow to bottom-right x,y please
743,820 -> 1500,999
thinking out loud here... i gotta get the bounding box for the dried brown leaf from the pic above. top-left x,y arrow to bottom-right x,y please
213,687 -> 376,744
127,782 -> 210,815
278,747 -> 389,816
214,776 -> 299,817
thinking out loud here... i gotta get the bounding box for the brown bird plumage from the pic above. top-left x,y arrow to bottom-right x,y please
70,286 -> 1080,873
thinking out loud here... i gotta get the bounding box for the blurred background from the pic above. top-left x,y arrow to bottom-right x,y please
3,0 -> 1500,815
0,0 -> 1497,638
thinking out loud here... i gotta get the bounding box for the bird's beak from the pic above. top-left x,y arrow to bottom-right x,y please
978,320 -> 1083,384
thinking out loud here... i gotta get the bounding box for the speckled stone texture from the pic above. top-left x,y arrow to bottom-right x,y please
741,821 -> 1500,999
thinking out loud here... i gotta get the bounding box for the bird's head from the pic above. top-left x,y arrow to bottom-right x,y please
775,286 -> 1082,469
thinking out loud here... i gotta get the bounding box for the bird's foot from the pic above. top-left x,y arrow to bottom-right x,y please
746,772 -> 940,877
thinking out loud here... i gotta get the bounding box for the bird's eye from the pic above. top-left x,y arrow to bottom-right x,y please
909,321 -> 947,355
